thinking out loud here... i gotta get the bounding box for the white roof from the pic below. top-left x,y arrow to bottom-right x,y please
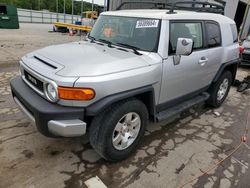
101,9 -> 235,24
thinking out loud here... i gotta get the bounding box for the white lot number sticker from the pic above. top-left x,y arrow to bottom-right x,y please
136,20 -> 159,28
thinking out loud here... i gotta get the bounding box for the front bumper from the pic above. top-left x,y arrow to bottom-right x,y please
10,76 -> 86,137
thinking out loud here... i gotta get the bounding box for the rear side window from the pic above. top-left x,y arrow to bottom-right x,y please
230,24 -> 238,43
205,22 -> 221,48
170,22 -> 203,54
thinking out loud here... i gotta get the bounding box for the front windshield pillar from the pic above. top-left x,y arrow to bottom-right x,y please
158,20 -> 169,59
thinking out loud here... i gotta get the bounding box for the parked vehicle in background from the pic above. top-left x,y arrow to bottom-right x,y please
241,35 -> 250,65
10,1 -> 240,161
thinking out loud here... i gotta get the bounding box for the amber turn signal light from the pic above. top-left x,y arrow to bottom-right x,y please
58,86 -> 95,101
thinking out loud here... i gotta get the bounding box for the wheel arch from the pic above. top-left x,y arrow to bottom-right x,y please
213,59 -> 239,84
85,85 -> 156,120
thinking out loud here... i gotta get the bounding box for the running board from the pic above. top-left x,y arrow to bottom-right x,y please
156,92 -> 210,122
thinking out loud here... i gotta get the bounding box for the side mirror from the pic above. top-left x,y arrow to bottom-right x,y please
176,38 -> 194,56
173,38 -> 193,65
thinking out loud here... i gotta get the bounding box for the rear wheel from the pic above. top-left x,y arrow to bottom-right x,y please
89,99 -> 148,162
207,71 -> 232,107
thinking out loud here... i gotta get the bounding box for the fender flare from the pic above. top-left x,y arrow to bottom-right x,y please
85,85 -> 155,116
212,59 -> 239,83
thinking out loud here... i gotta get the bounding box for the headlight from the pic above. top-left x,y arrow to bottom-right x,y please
45,83 -> 58,102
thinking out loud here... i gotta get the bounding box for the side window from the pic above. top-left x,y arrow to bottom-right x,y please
170,22 -> 203,54
205,22 -> 221,48
230,24 -> 238,43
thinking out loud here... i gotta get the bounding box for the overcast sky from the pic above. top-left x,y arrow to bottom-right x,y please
76,0 -> 105,6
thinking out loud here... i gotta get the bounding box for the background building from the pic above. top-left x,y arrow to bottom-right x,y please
107,0 -> 250,39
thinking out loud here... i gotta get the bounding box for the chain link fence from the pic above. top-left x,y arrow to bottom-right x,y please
17,8 -> 81,24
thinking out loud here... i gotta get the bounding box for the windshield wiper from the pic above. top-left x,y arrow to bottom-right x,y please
97,39 -> 113,48
116,43 -> 142,55
88,35 -> 96,43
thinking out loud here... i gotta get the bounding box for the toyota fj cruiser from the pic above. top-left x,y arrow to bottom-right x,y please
10,2 -> 240,161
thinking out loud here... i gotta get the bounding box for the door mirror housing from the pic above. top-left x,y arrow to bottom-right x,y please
176,38 -> 194,56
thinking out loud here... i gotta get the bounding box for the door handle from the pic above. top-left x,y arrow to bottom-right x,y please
198,57 -> 208,66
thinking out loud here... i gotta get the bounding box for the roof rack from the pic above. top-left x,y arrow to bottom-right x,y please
116,1 -> 225,15
116,1 -> 171,10
214,0 -> 226,6
167,1 -> 225,14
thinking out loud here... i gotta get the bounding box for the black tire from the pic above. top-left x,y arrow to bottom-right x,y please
237,82 -> 249,92
207,71 -> 232,107
89,98 -> 148,162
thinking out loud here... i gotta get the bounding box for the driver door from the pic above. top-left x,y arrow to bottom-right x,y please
159,21 -> 210,105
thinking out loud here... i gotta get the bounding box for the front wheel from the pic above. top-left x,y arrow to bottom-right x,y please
207,71 -> 232,107
89,99 -> 148,162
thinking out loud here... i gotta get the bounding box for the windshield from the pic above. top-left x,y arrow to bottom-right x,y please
89,15 -> 161,52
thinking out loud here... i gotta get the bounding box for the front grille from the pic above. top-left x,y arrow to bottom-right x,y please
24,70 -> 44,92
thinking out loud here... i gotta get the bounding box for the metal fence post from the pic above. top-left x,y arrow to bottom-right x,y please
30,10 -> 32,23
42,11 -> 44,23
56,0 -> 59,22
72,0 -> 74,24
64,0 -> 66,22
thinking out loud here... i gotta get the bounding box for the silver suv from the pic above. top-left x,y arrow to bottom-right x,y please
10,4 -> 239,161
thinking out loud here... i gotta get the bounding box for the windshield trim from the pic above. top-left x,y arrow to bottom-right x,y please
88,15 -> 162,53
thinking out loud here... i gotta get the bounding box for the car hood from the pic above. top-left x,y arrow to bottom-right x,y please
28,41 -> 151,77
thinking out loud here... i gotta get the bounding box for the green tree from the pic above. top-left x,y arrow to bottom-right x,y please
1,0 -> 101,15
